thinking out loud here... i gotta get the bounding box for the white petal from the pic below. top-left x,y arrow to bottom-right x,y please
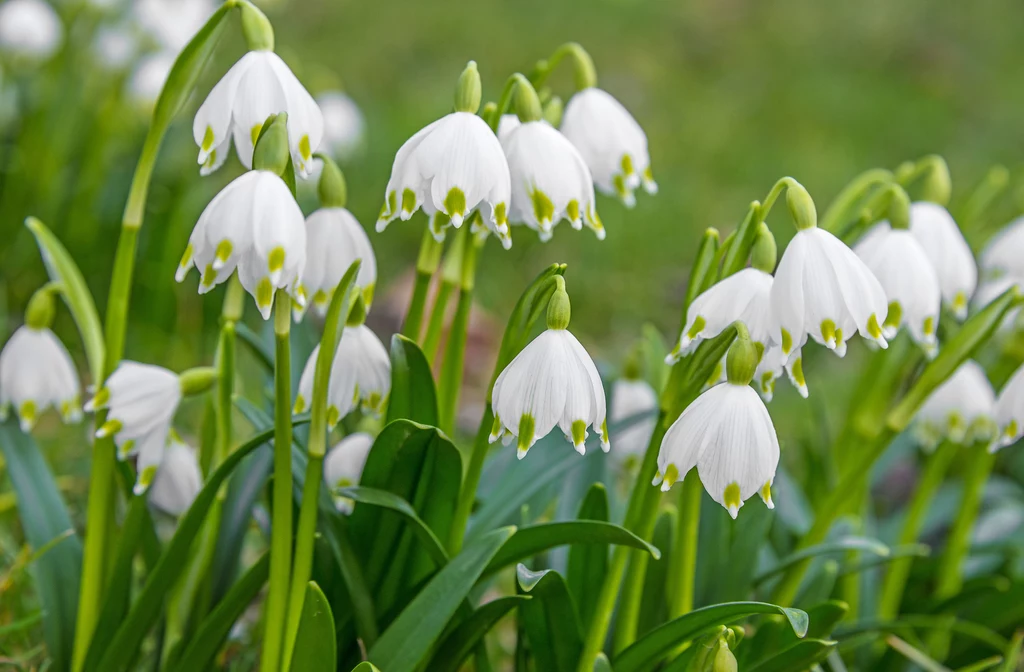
994,364 -> 1024,449
910,202 -> 977,318
101,362 -> 181,441
148,436 -> 202,514
193,52 -> 255,167
676,268 -> 775,356
610,379 -> 657,458
266,52 -> 324,177
134,422 -> 172,494
231,52 -> 289,155
294,345 -> 319,415
324,432 -> 373,488
916,360 -> 995,445
981,216 -> 1024,279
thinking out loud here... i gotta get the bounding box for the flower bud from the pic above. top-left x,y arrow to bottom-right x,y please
919,155 -> 951,207
238,0 -> 274,51
25,286 -> 56,330
887,183 -> 911,230
786,179 -> 817,230
750,223 -> 777,273
454,60 -> 482,114
179,366 -> 217,396
726,324 -> 758,386
713,641 -> 738,672
546,276 -> 571,330
346,293 -> 368,327
542,95 -> 564,127
252,112 -> 290,175
317,154 -> 348,208
514,77 -> 542,123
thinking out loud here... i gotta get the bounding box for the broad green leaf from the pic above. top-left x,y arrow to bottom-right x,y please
289,582 -> 337,672
638,507 -> 676,638
804,600 -> 850,639
367,527 -> 515,672
753,536 -> 891,586
0,423 -> 82,672
567,483 -> 610,634
350,664 -> 381,672
482,520 -> 659,578
747,639 -> 837,672
795,559 -> 839,609
517,565 -> 583,672
613,601 -> 809,672
683,227 -> 721,312
323,515 -> 379,649
387,334 -> 438,425
721,201 -> 760,276
25,217 -> 104,382
430,596 -> 529,672
169,553 -> 269,672
337,486 -> 448,568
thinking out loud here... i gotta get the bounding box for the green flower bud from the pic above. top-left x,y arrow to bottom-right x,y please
726,323 -> 758,385
316,153 -> 348,208
546,276 -> 571,330
238,0 -> 274,51
750,223 -> 777,273
713,642 -> 738,672
346,292 -> 368,327
25,286 -> 56,330
887,183 -> 911,230
919,155 -> 951,206
542,95 -> 564,127
786,179 -> 817,230
566,42 -> 597,90
180,366 -> 218,396
514,76 -> 543,123
454,61 -> 482,114
252,112 -> 290,175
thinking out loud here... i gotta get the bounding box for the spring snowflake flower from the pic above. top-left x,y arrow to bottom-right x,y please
972,276 -> 1022,332
0,0 -> 63,60
193,51 -> 324,177
295,206 -> 376,320
993,363 -> 1024,451
609,378 -> 658,462
753,344 -> 806,402
914,360 -> 996,448
176,170 -> 307,319
295,325 -> 391,428
560,87 -> 656,207
496,114 -> 521,143
854,224 -> 941,354
908,202 -> 977,319
0,326 -> 81,431
316,91 -> 365,161
148,434 -> 202,516
490,279 -> 608,458
134,0 -> 214,51
981,216 -> 1024,279
654,329 -> 780,519
324,432 -> 373,514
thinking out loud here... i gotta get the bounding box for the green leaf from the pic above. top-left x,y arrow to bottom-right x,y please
387,334 -> 438,425
367,527 -> 515,672
753,536 -> 892,586
322,515 -> 379,649
235,322 -> 274,372
958,657 -> 1005,672
886,634 -> 950,672
1001,630 -> 1023,672
25,217 -> 104,382
484,520 -> 659,578
517,565 -> 584,672
836,616 -> 1008,652
337,486 -> 448,568
169,553 -> 269,672
638,507 -> 677,638
430,596 -> 529,672
640,323 -> 670,393
0,422 -> 82,672
747,639 -> 837,672
350,663 -> 381,672
567,483 -> 610,634
613,601 -> 809,672
289,582 -> 337,672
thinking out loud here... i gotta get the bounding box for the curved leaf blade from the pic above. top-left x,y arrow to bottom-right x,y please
337,486 -> 448,568
430,596 -> 529,672
754,536 -> 892,585
387,335 -> 438,425
567,483 -> 610,634
289,582 -> 337,672
747,639 -> 837,672
516,565 -> 583,672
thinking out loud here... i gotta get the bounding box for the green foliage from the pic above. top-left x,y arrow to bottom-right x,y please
289,582 -> 337,672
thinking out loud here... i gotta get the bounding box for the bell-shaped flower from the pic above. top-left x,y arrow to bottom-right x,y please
0,0 -> 63,60
193,51 -> 324,177
324,432 -> 373,514
176,170 -> 307,319
316,91 -> 365,161
501,118 -> 603,241
490,279 -> 608,458
294,324 -> 391,428
972,276 -> 1022,332
771,225 -> 888,360
0,325 -> 81,431
654,329 -> 779,519
295,207 -> 376,320
908,202 -> 977,319
993,363 -> 1024,451
914,360 -> 996,448
609,378 -> 658,464
148,434 -> 202,516
496,114 -> 521,144
560,87 -> 656,207
981,216 -> 1024,280
753,344 -> 807,402
855,224 -> 941,354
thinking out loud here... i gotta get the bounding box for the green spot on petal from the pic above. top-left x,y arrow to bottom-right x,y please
299,134 -> 311,161
884,301 -> 903,330
137,465 -> 158,492
566,199 -> 580,222
215,239 -> 232,264
621,154 -> 635,176
662,463 -> 679,489
401,188 -> 417,214
200,264 -> 216,288
256,277 -> 274,310
686,315 -> 706,341
293,395 -> 306,414
326,406 -> 340,429
19,400 -> 36,429
444,187 -> 466,220
517,414 -> 536,456
923,315 -> 935,336
867,314 -> 883,339
571,419 -> 587,447
724,482 -> 742,510
791,357 -> 806,388
820,319 -> 837,346
531,189 -> 554,227
201,125 -> 215,152
268,247 -> 285,273
493,202 -> 508,227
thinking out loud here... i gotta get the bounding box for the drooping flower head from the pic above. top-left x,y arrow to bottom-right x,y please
376,62 -> 512,248
324,432 -> 374,513
316,91 -> 366,161
914,360 -> 996,449
654,325 -> 780,518
992,363 -> 1024,452
908,202 -> 977,320
490,276 -> 608,458
609,378 -> 657,464
0,0 -> 63,60
148,434 -> 203,517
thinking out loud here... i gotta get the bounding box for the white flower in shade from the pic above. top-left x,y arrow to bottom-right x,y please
496,114 -> 520,144
376,111 -> 512,248
128,51 -> 174,108
854,224 -> 941,354
609,378 -> 657,461
134,0 -> 214,52
323,432 -> 373,514
295,207 -> 376,320
972,276 -> 1022,331
771,226 -> 888,361
0,326 -> 81,431
294,325 -> 391,427
93,25 -> 136,70
501,119 -> 603,242
993,364 -> 1024,451
316,91 -> 365,161
909,202 -> 977,319
560,88 -> 656,207
981,216 -> 1024,280
176,170 -> 307,319
914,360 -> 996,448
0,0 -> 63,60
193,51 -> 324,177
668,269 -> 776,362
148,434 -> 202,516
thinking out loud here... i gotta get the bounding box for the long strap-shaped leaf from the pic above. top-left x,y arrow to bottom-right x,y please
746,638 -> 837,672
337,486 -> 448,568
430,596 -> 530,672
288,582 -> 337,672
517,566 -> 584,672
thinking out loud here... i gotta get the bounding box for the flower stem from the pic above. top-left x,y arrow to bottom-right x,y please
262,290 -> 293,671
529,42 -> 597,90
612,482 -> 663,653
403,229 -> 443,340
448,405 -> 494,554
437,227 -> 481,436
282,452 -> 323,671
934,446 -> 996,600
877,440 -> 958,620
669,470 -> 702,617
422,279 -> 455,365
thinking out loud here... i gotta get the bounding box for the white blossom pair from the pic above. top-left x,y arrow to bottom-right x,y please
914,360 -> 996,449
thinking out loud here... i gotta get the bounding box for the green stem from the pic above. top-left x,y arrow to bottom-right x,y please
877,440 -> 958,620
669,470 -> 702,617
262,290 -> 293,671
403,229 -> 443,340
448,406 -> 494,554
282,453 -> 323,670
437,229 -> 481,435
612,483 -> 663,653
422,279 -> 455,365
528,42 -> 597,90
934,447 -> 996,600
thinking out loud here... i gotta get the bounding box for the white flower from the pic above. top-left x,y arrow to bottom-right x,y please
981,216 -> 1024,280
0,0 -> 63,60
295,207 -> 376,320
128,51 -> 174,108
914,360 -> 996,448
909,202 -> 977,319
176,170 -> 307,319
654,381 -> 780,519
972,276 -> 1022,332
134,0 -> 214,52
496,114 -> 520,144
669,268 -> 776,361
295,325 -> 391,427
854,224 -> 941,353
501,118 -> 603,242
376,111 -> 512,248
148,435 -> 202,516
993,364 -> 1024,451
490,329 -> 608,459
316,91 -> 365,161
323,432 -> 373,514
560,88 -> 656,207
771,226 -> 888,360
0,326 -> 80,431
93,25 -> 136,70
193,50 -> 324,178
609,378 -> 657,461
753,344 -> 806,402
